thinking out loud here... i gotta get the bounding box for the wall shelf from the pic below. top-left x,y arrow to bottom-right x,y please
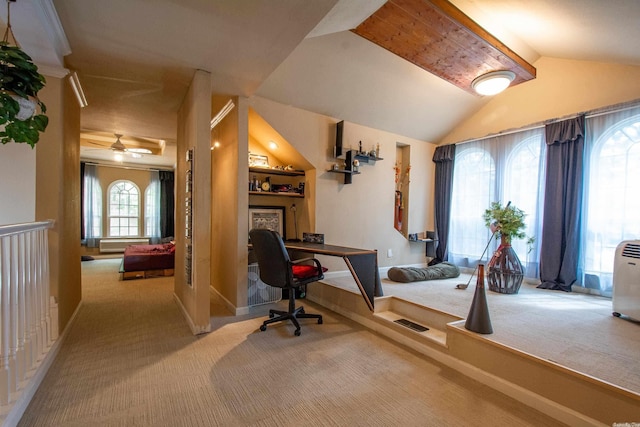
249,166 -> 305,197
249,166 -> 304,177
248,191 -> 304,198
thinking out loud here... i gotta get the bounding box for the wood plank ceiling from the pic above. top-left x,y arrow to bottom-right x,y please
352,0 -> 536,95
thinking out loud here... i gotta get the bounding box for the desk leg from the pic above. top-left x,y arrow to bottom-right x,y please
343,252 -> 382,312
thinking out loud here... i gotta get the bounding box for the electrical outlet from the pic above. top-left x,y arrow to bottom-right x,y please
387,249 -> 393,258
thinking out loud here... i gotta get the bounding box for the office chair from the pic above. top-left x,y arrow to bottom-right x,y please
249,228 -> 324,336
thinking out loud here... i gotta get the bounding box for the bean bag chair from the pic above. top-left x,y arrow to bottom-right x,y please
387,262 -> 460,283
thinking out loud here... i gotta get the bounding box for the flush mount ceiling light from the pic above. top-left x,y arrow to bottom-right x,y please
471,70 -> 516,96
268,141 -> 278,150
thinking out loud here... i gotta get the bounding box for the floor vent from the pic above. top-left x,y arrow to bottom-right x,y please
394,318 -> 429,332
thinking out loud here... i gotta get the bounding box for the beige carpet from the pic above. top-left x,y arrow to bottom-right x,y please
18,259 -> 564,426
323,270 -> 640,395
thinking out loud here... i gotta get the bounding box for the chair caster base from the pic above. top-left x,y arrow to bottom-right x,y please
259,324 -> 267,332
294,329 -> 301,336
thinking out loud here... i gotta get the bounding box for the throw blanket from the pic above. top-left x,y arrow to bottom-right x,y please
387,262 -> 460,283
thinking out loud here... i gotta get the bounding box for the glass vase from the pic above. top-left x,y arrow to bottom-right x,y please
487,235 -> 524,294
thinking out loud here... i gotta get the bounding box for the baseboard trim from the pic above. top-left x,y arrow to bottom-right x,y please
173,294 -> 211,335
1,300 -> 83,427
208,286 -> 249,316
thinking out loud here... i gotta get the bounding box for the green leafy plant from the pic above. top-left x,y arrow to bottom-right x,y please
483,201 -> 534,249
0,41 -> 48,148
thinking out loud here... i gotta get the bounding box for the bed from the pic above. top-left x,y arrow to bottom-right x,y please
120,242 -> 175,280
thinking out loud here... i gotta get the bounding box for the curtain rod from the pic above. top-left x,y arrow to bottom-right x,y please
82,161 -> 174,173
453,98 -> 640,146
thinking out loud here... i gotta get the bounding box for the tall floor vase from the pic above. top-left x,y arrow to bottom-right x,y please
487,235 -> 524,294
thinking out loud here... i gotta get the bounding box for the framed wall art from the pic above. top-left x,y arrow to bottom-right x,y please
248,205 -> 285,240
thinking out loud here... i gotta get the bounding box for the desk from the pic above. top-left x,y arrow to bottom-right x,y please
284,241 -> 382,311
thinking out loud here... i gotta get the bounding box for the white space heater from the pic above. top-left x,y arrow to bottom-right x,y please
247,263 -> 282,307
612,240 -> 640,321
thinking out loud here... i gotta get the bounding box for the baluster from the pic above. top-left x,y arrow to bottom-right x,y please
39,228 -> 51,347
26,230 -> 37,369
8,234 -> 19,395
15,232 -> 26,387
0,236 -> 10,405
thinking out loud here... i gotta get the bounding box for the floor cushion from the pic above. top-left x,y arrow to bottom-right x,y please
387,262 -> 460,283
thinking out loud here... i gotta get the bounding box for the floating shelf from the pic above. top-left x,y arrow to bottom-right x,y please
354,153 -> 383,164
249,166 -> 304,177
248,191 -> 304,198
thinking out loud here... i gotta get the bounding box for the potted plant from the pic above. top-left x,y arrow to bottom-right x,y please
482,201 -> 532,294
0,41 -> 49,148
482,201 -> 529,244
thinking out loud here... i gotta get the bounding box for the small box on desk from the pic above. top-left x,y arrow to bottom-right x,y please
303,233 -> 324,244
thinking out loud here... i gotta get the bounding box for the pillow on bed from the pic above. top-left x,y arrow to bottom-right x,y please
387,262 -> 460,283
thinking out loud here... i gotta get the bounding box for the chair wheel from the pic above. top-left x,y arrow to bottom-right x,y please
260,324 -> 267,332
294,329 -> 301,336
318,318 -> 323,324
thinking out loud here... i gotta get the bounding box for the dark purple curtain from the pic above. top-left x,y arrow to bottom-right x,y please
159,171 -> 175,238
80,162 -> 85,240
430,144 -> 456,265
538,116 -> 585,292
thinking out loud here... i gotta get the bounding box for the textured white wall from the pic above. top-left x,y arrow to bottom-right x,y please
0,143 -> 36,225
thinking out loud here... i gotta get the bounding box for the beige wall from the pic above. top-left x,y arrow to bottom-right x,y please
176,70 -> 211,334
250,96 -> 435,272
440,57 -> 640,145
36,75 -> 81,332
210,96 -> 251,310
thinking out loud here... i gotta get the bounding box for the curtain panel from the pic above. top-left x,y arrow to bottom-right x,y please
159,170 -> 175,239
430,144 -> 456,264
82,163 -> 101,248
538,116 -> 585,291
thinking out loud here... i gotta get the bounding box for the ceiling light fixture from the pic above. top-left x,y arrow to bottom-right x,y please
110,134 -> 126,152
471,70 -> 516,96
210,99 -> 235,129
69,71 -> 88,108
269,141 -> 278,150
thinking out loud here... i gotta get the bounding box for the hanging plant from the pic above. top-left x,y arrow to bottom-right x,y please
0,1 -> 48,148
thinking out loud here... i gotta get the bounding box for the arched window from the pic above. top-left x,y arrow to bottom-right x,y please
581,115 -> 640,294
448,128 -> 544,274
449,146 -> 495,266
108,180 -> 140,237
503,136 -> 545,277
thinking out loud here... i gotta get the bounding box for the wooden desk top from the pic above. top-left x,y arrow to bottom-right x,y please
283,241 -> 377,257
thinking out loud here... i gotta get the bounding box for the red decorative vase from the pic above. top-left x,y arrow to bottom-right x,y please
487,235 -> 524,294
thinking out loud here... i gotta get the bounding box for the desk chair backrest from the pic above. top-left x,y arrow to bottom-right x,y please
249,228 -> 291,288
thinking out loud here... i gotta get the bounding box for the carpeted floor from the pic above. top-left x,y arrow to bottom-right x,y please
18,259 -> 564,426
322,270 -> 640,395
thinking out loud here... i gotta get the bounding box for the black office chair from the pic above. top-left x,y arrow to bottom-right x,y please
249,228 -> 324,336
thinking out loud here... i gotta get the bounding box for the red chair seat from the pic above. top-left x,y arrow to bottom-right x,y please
292,265 -> 327,279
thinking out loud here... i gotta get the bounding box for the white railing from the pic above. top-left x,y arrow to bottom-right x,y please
0,220 -> 56,407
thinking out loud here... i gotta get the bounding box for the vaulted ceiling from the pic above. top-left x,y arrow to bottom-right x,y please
3,0 -> 640,167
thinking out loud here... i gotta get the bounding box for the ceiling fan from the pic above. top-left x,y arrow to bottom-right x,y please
81,132 -> 157,162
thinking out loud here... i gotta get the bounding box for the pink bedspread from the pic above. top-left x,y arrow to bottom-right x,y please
123,243 -> 175,271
